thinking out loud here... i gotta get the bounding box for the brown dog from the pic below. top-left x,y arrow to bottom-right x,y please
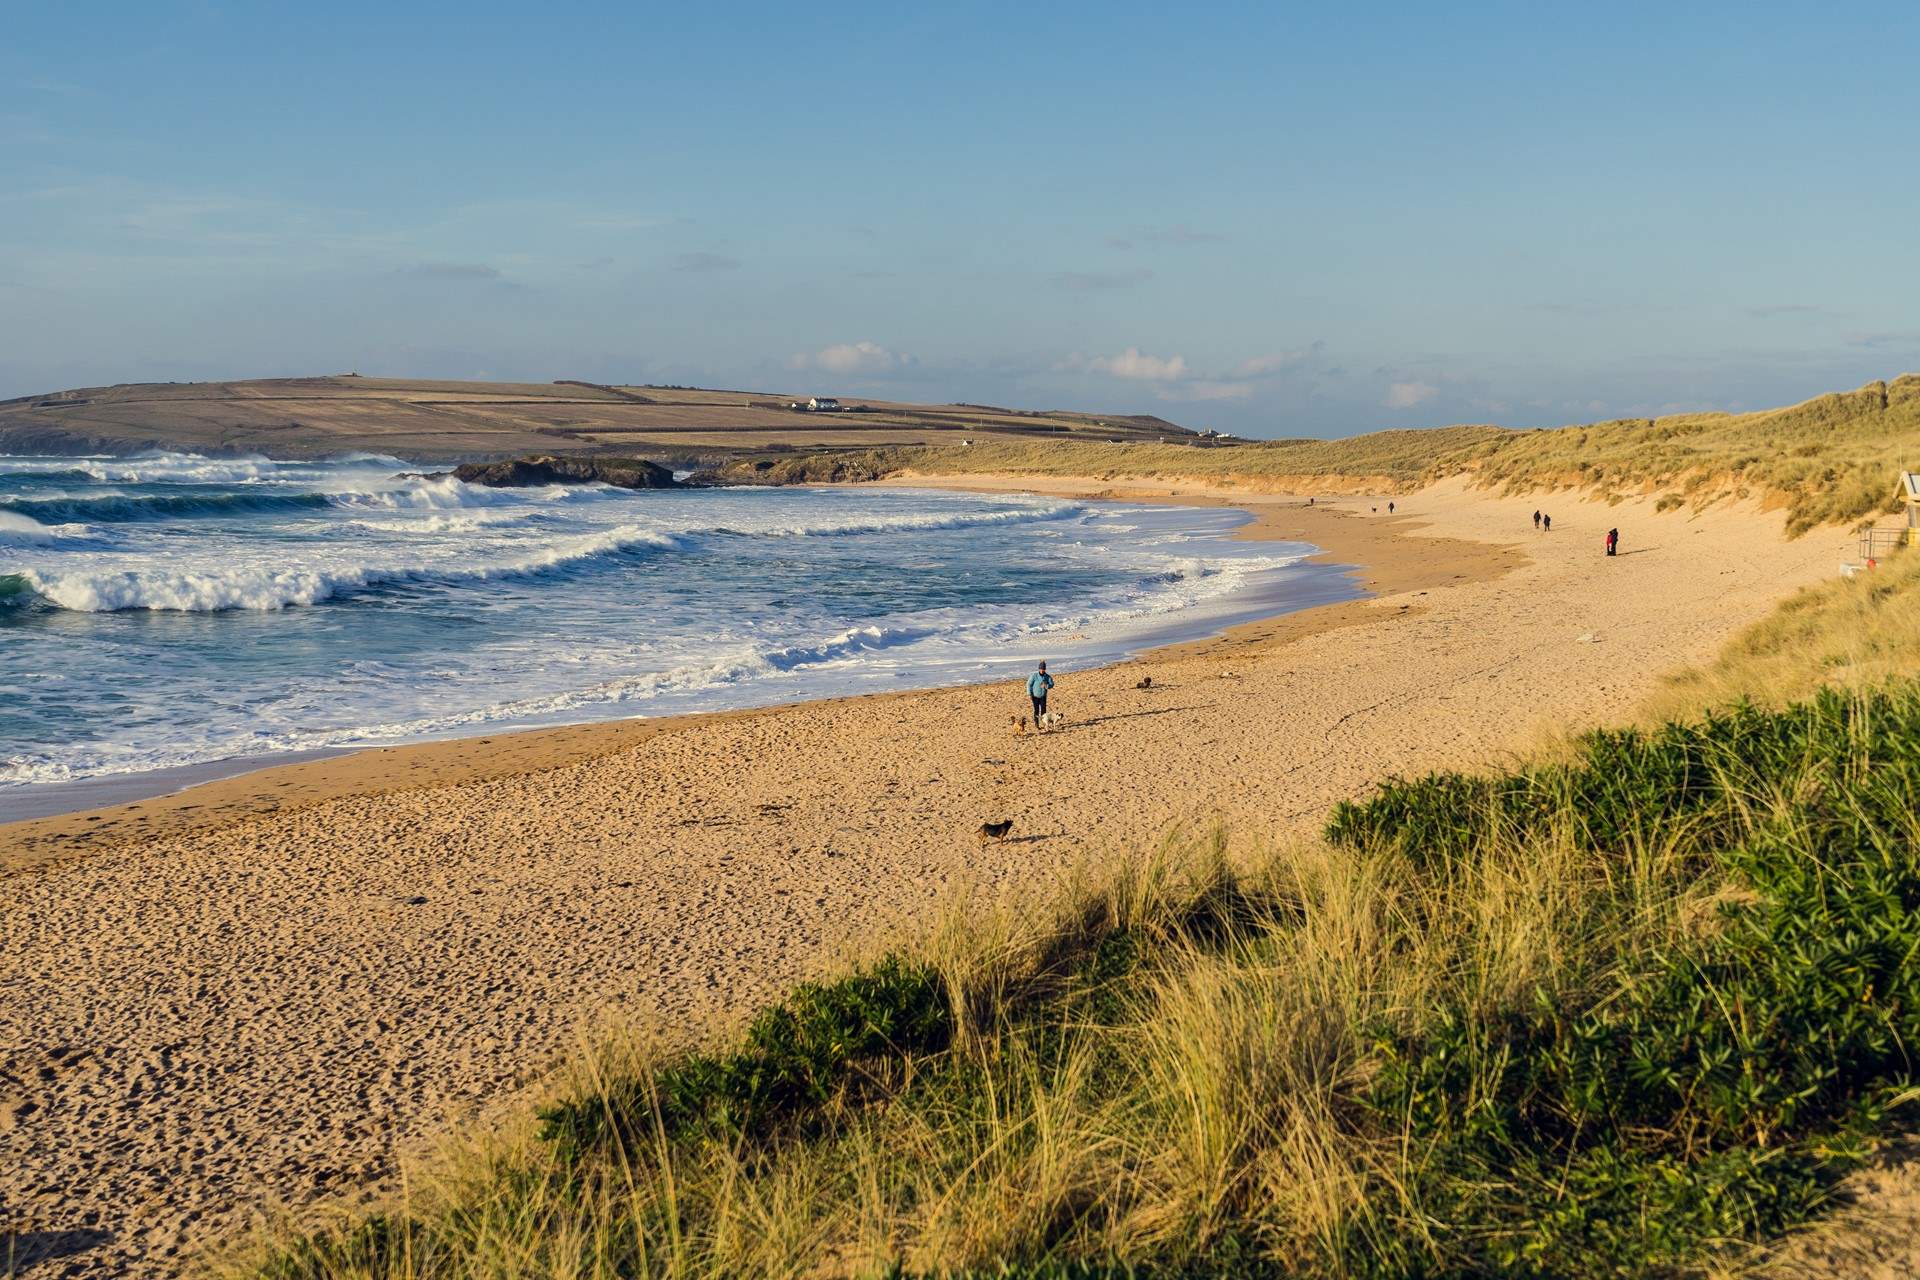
977,819 -> 1014,845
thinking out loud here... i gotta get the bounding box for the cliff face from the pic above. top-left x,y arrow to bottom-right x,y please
449,455 -> 682,489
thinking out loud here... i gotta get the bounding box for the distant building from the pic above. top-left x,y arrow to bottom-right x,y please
807,396 -> 843,412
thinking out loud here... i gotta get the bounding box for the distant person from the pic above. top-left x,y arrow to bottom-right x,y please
1606,527 -> 1619,556
1027,661 -> 1055,727
1532,509 -> 1541,530
1388,501 -> 1396,514
1543,513 -> 1552,532
1371,506 -> 1378,513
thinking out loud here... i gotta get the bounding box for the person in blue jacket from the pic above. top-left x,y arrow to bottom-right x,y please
1027,661 -> 1055,727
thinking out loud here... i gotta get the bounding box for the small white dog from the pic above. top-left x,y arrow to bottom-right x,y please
1039,707 -> 1066,731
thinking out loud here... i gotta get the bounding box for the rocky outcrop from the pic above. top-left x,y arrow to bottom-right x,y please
449,455 -> 682,489
703,450 -> 906,486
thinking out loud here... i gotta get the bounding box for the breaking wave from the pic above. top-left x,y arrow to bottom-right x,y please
1,490 -> 334,523
0,510 -> 94,546
17,524 -> 684,612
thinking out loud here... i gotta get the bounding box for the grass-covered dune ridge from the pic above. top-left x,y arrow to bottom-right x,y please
733,374 -> 1920,535
246,683 -> 1920,1279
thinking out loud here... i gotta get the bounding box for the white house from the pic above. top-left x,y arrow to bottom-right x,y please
807,396 -> 842,412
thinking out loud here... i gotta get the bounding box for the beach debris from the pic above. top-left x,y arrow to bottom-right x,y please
403,895 -> 428,905
1576,632 -> 1601,644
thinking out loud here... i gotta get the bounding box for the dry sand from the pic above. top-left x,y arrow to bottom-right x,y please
0,477 -> 1858,1276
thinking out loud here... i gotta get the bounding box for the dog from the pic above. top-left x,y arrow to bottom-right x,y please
977,819 -> 1014,845
1038,708 -> 1066,732
1134,675 -> 1153,689
1011,714 -> 1028,735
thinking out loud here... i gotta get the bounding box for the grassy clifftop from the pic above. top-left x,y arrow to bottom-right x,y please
737,376 -> 1920,535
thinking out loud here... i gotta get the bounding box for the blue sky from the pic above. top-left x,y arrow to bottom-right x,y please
3,1 -> 1917,436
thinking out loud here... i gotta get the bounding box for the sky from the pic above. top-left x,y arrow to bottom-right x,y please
3,1 -> 1918,438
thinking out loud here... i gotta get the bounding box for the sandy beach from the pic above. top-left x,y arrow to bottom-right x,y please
0,477 -> 1844,1277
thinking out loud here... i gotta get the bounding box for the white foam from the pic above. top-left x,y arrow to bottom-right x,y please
0,511 -> 94,545
21,523 -> 682,611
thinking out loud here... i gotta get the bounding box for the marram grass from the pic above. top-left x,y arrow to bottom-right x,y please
240,682 -> 1920,1279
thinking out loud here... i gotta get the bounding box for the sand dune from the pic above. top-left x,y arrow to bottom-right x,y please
0,478 -> 1844,1276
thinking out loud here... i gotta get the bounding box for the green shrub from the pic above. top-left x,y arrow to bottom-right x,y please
537,953 -> 951,1161
1339,686 -> 1920,1275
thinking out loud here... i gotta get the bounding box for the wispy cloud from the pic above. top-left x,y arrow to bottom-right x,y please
1168,380 -> 1254,402
573,212 -> 677,232
1109,223 -> 1227,249
1050,268 -> 1153,292
1059,341 -> 1331,402
1090,347 -> 1190,380
671,251 -> 740,273
398,262 -> 503,280
1237,343 -> 1324,376
1384,379 -> 1438,408
1843,331 -> 1920,349
1746,303 -> 1831,318
0,114 -> 60,146
789,341 -> 910,375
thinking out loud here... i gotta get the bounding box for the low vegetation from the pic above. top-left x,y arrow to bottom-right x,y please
1648,545 -> 1920,721
245,666 -> 1920,1277
717,426 -> 1509,492
735,375 -> 1920,536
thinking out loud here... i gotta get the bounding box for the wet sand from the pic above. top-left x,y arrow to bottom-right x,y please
0,477 -> 1841,1276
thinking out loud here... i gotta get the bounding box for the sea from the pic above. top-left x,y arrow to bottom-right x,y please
0,452 -> 1359,817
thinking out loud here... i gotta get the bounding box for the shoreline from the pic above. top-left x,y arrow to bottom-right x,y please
0,483 -> 1479,870
0,475 -> 1838,1278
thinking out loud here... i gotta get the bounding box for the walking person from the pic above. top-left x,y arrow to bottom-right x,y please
1605,527 -> 1618,557
1533,509 -> 1541,530
1388,501 -> 1396,514
1027,661 -> 1055,729
1543,513 -> 1552,532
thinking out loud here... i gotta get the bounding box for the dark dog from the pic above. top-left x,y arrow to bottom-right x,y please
977,819 -> 1014,845
1135,675 -> 1153,689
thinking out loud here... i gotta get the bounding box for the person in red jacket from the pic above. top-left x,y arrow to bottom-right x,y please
1605,528 -> 1619,556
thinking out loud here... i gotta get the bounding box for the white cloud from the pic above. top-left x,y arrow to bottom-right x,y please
1384,380 -> 1438,408
790,341 -> 906,375
1091,347 -> 1189,381
1237,343 -> 1324,377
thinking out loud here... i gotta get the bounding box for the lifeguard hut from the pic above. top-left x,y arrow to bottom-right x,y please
1843,471 -> 1920,575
